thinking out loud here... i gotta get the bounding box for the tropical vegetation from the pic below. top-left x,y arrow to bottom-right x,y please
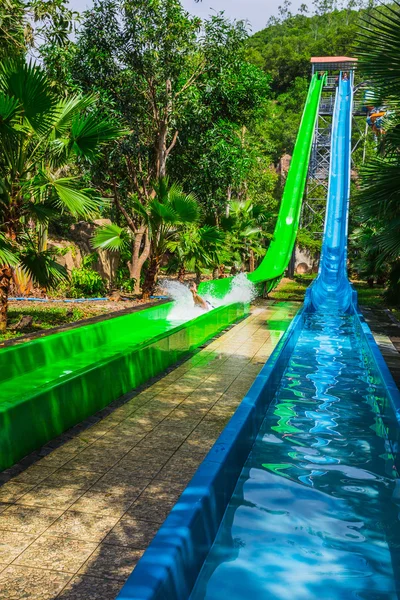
0,0 -> 399,338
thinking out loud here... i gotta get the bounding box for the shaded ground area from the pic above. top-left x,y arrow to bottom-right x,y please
0,300 -> 297,600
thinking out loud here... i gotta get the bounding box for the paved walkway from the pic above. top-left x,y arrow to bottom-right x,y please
0,300 -> 298,600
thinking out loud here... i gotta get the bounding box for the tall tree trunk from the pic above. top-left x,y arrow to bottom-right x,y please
195,270 -> 202,285
0,266 -> 12,333
249,249 -> 255,273
127,229 -> 151,294
142,256 -> 161,300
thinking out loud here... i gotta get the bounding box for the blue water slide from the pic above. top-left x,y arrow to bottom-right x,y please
308,74 -> 354,311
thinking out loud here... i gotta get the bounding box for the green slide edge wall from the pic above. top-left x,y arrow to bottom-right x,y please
0,302 -> 247,471
199,73 -> 325,299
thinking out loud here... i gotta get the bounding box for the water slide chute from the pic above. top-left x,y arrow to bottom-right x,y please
199,73 -> 326,299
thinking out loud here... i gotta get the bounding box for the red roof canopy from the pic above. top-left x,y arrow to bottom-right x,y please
311,56 -> 358,63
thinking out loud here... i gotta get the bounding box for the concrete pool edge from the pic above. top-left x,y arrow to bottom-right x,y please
116,306 -> 305,600
117,300 -> 400,600
0,302 -> 248,471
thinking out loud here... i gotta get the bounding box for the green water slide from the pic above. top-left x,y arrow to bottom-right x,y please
200,73 -> 326,298
0,74 -> 324,471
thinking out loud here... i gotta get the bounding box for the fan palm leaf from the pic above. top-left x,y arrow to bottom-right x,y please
19,248 -> 68,289
92,223 -> 130,252
0,59 -> 57,135
0,234 -> 18,267
357,1 -> 400,103
70,113 -> 128,162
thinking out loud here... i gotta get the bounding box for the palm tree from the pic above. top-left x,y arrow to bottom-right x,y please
356,2 -> 400,301
0,58 -> 125,331
167,224 -> 225,284
222,199 -> 273,272
93,178 -> 200,298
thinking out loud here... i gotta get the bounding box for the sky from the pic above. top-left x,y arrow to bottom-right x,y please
67,0 -> 307,33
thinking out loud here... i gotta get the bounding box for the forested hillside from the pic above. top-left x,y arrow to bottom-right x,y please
246,0 -> 375,160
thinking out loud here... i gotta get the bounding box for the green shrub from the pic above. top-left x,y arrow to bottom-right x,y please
68,267 -> 106,298
56,254 -> 107,298
120,278 -> 137,293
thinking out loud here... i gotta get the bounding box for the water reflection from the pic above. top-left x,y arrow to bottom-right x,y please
190,312 -> 400,600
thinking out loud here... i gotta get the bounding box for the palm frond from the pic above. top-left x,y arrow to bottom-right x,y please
70,113 -> 127,161
357,3 -> 400,102
19,249 -> 68,289
198,225 -> 225,244
0,59 -> 57,135
0,92 -> 20,124
24,200 -> 57,224
91,223 -> 130,252
170,191 -> 200,223
0,234 -> 18,267
131,195 -> 150,224
150,199 -> 179,223
51,177 -> 104,218
51,94 -> 98,138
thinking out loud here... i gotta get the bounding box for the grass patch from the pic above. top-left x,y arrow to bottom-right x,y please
1,306 -> 87,341
270,274 -> 316,302
351,281 -> 386,307
270,276 -> 400,319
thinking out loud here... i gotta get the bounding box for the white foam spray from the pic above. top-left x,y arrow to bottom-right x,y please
159,280 -> 204,324
206,272 -> 257,308
160,273 -> 257,324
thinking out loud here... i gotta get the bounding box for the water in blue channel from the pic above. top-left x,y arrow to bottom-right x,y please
190,311 -> 400,600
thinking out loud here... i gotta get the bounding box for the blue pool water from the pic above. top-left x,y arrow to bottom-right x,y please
190,311 -> 400,600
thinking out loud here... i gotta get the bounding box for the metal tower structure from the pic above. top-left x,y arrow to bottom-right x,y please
301,57 -> 360,238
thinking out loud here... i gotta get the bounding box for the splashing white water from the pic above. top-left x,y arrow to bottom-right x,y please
159,280 -> 204,323
160,273 -> 257,324
206,272 -> 257,308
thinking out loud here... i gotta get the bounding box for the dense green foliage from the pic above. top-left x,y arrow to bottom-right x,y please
246,0 -> 377,160
0,55 -> 123,328
0,0 -> 399,330
354,0 -> 400,301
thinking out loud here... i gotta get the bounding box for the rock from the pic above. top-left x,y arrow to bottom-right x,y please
296,262 -> 310,275
10,315 -> 33,331
109,291 -> 122,302
48,240 -> 82,274
69,220 -> 120,285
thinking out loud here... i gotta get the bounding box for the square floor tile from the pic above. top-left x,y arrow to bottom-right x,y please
12,465 -> 57,485
46,510 -> 120,543
41,469 -> 102,491
17,485 -> 85,510
0,482 -> 34,503
70,489 -> 138,517
14,535 -> 98,574
0,565 -> 71,600
92,472 -> 150,495
0,530 -> 37,562
104,516 -> 159,549
64,448 -> 125,473
0,505 -> 63,535
79,543 -> 143,580
57,574 -> 123,599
